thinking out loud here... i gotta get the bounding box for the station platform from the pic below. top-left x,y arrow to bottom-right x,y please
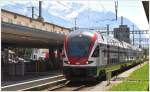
1,70 -> 62,87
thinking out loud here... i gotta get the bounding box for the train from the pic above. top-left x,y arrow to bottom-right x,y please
62,29 -> 143,81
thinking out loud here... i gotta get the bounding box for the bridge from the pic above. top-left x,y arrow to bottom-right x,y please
1,9 -> 70,48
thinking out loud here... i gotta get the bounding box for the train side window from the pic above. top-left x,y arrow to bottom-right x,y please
33,55 -> 37,59
92,45 -> 99,57
101,35 -> 104,40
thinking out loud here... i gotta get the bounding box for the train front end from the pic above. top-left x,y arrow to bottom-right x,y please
63,30 -> 98,81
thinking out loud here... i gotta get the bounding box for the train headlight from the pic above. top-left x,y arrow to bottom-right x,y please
68,61 -> 70,64
86,61 -> 88,64
88,61 -> 94,64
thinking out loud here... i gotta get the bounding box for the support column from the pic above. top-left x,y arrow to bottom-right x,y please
49,47 -> 55,70
58,45 -> 63,69
1,47 -> 9,80
3,48 -> 10,76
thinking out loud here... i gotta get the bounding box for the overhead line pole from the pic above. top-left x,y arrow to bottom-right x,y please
27,6 -> 35,19
107,24 -> 110,65
32,7 -> 34,19
115,1 -> 118,20
75,18 -> 77,30
132,25 -> 134,46
107,24 -> 109,35
139,31 -> 142,48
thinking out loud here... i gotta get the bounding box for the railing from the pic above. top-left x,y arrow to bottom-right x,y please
1,16 -> 69,35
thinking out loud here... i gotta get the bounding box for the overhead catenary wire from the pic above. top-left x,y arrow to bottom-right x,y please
98,0 -> 107,11
56,0 -> 80,28
56,0 -> 74,12
56,0 -> 144,29
94,0 -> 118,26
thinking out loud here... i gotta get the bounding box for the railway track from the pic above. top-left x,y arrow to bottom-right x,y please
48,80 -> 101,91
47,61 -> 144,91
48,82 -> 88,91
2,61 -> 144,91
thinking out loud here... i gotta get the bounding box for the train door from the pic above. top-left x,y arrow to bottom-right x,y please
99,45 -> 106,66
90,44 -> 100,67
93,45 -> 100,66
99,47 -> 102,66
97,44 -> 101,66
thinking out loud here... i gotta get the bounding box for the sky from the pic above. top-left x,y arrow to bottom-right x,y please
0,0 -> 149,29
0,0 -> 149,42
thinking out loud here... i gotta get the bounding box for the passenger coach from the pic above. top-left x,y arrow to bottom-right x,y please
62,30 -> 142,81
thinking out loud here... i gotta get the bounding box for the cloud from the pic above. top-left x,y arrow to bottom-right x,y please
18,7 -> 28,15
1,0 -> 105,21
46,1 -> 100,21
0,1 -> 15,7
66,11 -> 79,19
1,0 -> 149,30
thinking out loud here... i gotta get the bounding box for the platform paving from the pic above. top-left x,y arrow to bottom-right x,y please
1,70 -> 62,87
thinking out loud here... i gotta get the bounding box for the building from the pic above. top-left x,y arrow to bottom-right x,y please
114,25 -> 130,43
1,9 -> 70,35
142,1 -> 149,23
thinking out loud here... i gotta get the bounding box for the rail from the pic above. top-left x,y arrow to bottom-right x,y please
49,81 -> 91,91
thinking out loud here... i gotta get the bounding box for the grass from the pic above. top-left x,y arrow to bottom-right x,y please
109,63 -> 149,91
127,63 -> 149,80
110,81 -> 149,91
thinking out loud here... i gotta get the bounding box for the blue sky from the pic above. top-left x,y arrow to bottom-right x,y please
1,0 -> 149,28
1,0 -> 149,39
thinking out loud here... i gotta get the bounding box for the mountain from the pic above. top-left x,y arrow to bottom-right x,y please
44,9 -> 139,30
2,4 -> 139,30
42,9 -> 73,28
75,9 -> 139,30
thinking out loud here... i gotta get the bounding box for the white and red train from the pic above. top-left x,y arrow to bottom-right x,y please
62,30 -> 142,81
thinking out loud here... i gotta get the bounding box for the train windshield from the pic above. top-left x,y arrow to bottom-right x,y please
67,35 -> 91,57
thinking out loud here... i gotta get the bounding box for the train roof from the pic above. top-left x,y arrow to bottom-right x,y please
96,31 -> 142,51
69,29 -> 142,51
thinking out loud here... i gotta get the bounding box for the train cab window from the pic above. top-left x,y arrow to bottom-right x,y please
92,45 -> 99,57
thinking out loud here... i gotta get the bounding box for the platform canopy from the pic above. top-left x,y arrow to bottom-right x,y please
142,1 -> 149,23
